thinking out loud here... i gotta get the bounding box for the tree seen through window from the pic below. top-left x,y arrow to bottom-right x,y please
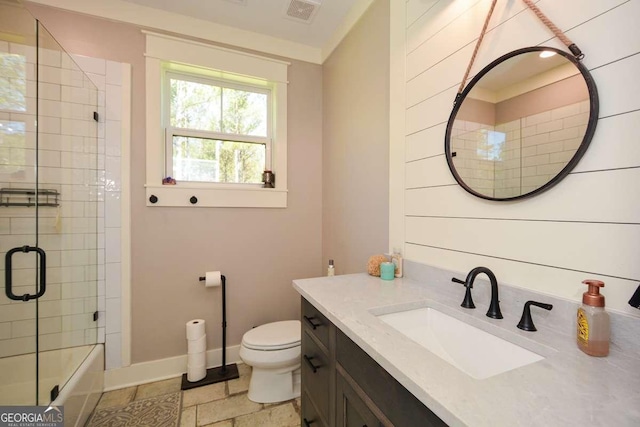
169,76 -> 268,184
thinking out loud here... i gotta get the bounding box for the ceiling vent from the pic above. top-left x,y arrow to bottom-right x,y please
285,0 -> 321,24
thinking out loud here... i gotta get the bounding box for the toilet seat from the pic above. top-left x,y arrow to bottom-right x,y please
241,320 -> 300,351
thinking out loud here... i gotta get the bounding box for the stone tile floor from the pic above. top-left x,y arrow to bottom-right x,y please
87,363 -> 301,427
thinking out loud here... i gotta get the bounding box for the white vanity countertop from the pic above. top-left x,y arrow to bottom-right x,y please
293,273 -> 640,427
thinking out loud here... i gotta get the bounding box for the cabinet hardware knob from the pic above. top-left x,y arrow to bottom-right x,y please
189,196 -> 198,204
304,315 -> 321,330
149,195 -> 158,204
303,355 -> 321,373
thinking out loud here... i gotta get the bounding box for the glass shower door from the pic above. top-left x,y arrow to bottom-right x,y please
35,21 -> 100,405
1,3 -> 99,406
0,2 -> 42,406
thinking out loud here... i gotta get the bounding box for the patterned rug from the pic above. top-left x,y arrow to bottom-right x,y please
87,392 -> 181,427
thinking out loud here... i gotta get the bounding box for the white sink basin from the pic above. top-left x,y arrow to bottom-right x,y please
377,307 -> 544,379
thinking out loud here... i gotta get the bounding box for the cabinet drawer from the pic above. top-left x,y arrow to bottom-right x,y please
302,298 -> 330,349
302,328 -> 331,423
302,390 -> 328,427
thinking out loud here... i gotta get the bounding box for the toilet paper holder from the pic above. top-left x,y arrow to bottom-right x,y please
181,273 -> 239,390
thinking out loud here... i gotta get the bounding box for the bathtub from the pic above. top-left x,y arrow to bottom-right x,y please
0,344 -> 104,427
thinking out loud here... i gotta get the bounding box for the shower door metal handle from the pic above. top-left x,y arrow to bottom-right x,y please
5,246 -> 47,301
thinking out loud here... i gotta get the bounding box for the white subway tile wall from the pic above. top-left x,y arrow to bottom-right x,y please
451,100 -> 589,198
77,56 -> 124,370
1,42 -> 99,358
0,44 -> 124,369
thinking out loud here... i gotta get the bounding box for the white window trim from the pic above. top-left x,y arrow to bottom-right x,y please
144,31 -> 289,208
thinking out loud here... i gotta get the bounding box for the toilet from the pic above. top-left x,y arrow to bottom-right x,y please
239,320 -> 301,403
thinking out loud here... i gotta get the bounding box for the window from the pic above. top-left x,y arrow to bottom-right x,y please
0,53 -> 26,112
145,32 -> 289,207
1,52 -> 27,180
165,73 -> 271,184
477,129 -> 506,161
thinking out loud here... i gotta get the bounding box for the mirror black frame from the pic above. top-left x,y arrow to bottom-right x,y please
444,46 -> 599,201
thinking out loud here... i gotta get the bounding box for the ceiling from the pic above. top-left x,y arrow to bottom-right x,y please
476,52 -> 570,92
120,0 -> 359,49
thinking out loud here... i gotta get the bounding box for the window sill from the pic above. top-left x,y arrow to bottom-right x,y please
145,185 -> 287,208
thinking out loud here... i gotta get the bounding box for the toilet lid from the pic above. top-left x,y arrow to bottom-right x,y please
242,320 -> 301,350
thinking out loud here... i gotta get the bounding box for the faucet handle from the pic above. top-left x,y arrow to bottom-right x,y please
452,277 -> 466,285
452,277 -> 475,309
517,301 -> 553,332
629,284 -> 640,309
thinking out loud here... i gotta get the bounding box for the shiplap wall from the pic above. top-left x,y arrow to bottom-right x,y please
402,0 -> 640,316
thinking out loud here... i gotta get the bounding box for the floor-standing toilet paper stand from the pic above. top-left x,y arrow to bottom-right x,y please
181,274 -> 239,390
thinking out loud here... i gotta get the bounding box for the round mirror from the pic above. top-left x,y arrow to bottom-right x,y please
445,46 -> 598,201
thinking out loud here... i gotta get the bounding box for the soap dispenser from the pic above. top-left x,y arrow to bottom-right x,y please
577,279 -> 610,357
327,259 -> 335,277
391,248 -> 403,278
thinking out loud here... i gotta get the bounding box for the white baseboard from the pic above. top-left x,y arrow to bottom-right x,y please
103,345 -> 242,391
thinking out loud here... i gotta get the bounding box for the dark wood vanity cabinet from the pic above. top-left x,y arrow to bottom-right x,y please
302,327 -> 331,426
301,298 -> 333,427
336,371 -> 384,427
301,298 -> 448,427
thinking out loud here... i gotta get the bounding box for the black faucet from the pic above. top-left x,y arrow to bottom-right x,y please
452,267 -> 503,319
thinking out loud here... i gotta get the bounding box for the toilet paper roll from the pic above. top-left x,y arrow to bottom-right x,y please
204,271 -> 222,287
187,351 -> 206,367
186,319 -> 206,340
187,361 -> 206,382
187,335 -> 206,354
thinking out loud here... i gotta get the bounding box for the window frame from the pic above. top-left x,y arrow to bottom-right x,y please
144,31 -> 289,208
164,70 -> 273,185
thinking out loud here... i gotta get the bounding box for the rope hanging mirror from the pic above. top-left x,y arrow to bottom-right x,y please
444,0 -> 599,202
